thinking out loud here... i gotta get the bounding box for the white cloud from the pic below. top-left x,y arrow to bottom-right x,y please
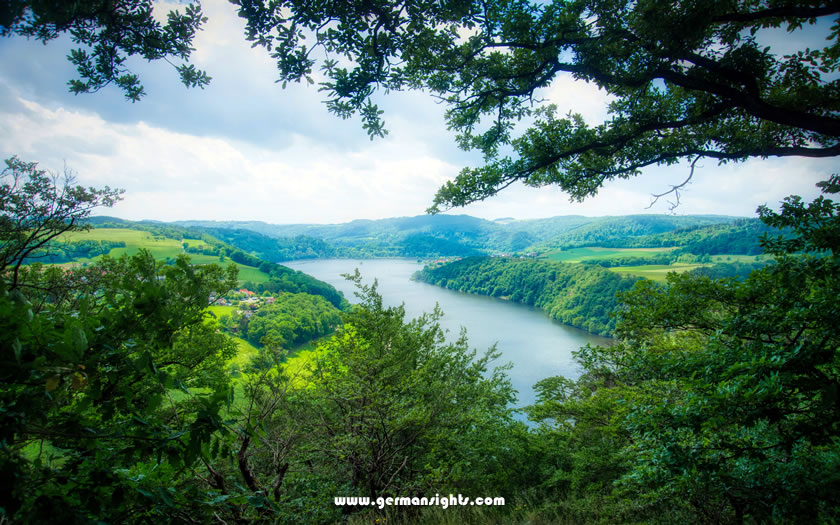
539,73 -> 616,125
0,90 -> 467,223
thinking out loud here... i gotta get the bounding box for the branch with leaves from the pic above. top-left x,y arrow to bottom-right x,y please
0,156 -> 123,289
231,0 -> 840,210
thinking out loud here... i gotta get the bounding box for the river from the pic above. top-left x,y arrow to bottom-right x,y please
283,258 -> 612,409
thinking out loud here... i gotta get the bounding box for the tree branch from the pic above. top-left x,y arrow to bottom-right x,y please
647,156 -> 701,211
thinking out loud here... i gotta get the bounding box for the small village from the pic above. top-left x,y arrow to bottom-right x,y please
209,288 -> 277,318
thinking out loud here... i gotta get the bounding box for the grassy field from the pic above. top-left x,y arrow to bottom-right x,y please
541,246 -> 676,262
206,302 -> 331,379
282,346 -> 323,387
207,305 -> 237,318
710,254 -> 767,263
609,263 -> 705,282
61,228 -> 210,260
57,228 -> 270,283
229,337 -> 260,370
541,246 -> 768,282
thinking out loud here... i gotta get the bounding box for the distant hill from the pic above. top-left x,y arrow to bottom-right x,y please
86,213 -> 761,262
170,213 -> 743,260
529,215 -> 740,251
599,218 -> 775,255
63,219 -> 349,308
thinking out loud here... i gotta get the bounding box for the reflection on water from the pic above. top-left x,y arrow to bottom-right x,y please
283,258 -> 612,409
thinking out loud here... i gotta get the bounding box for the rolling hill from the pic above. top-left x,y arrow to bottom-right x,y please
169,213 -> 744,260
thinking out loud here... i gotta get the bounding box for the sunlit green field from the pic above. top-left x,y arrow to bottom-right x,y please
229,337 -> 260,370
540,246 -> 767,282
608,263 -> 705,282
186,254 -> 271,283
207,305 -> 237,318
541,246 -> 676,262
205,302 -> 331,381
281,346 -> 323,387
60,228 -> 210,259
710,254 -> 767,263
57,228 -> 270,283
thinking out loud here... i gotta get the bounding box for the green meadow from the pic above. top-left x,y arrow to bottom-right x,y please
710,254 -> 767,263
58,228 -> 270,283
541,246 -> 676,262
540,246 -> 768,282
229,337 -> 260,370
206,303 -> 330,382
608,263 -> 705,281
207,305 -> 237,318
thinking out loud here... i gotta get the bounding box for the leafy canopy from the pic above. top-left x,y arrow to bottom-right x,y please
0,155 -> 250,521
231,0 -> 840,210
1,0 -> 211,101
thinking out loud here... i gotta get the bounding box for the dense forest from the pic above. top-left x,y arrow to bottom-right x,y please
185,227 -> 339,261
530,215 -> 741,251
174,214 -> 741,259
22,239 -> 127,264
601,219 -> 778,255
414,257 -> 641,335
220,292 -> 343,348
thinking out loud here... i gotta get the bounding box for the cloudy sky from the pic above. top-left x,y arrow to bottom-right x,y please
0,1 -> 836,224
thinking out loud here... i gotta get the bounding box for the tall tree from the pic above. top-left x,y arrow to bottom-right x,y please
0,156 -> 243,522
0,156 -> 123,289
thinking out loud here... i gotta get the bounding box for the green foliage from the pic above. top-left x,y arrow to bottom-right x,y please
546,246 -> 676,264
689,260 -> 767,280
183,215 -> 500,257
234,0 -> 840,211
0,251 -> 239,522
189,226 -> 339,261
534,215 -> 740,252
255,265 -> 348,309
414,256 -> 640,335
22,239 -> 127,264
220,292 -> 342,348
1,0 -> 210,100
47,220 -> 349,308
0,156 -> 123,288
179,213 -> 747,261
526,179 -> 840,523
287,273 -> 526,499
600,218 -> 778,256
198,272 -> 528,523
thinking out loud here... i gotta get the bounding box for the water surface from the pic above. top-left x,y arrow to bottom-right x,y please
284,258 -> 611,408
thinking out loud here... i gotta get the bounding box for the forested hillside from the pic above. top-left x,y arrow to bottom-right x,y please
184,227 -> 339,261
601,218 -> 778,255
173,213 -> 744,260
63,219 -> 348,309
414,257 -> 641,335
0,165 -> 525,523
6,147 -> 839,525
530,215 -> 738,251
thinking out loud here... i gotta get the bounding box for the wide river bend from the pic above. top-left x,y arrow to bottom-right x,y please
283,258 -> 612,409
